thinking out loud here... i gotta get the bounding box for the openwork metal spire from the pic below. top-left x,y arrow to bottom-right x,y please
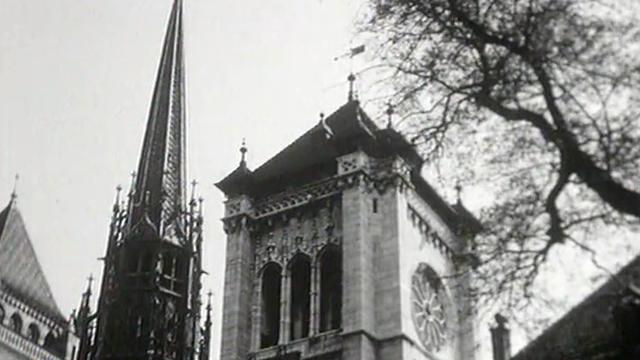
130,0 -> 187,236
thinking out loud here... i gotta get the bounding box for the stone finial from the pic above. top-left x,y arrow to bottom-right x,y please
240,138 -> 248,167
491,313 -> 511,360
385,102 -> 394,129
347,73 -> 356,101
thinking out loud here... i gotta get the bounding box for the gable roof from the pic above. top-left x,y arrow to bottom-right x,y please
512,255 -> 640,360
0,199 -> 64,321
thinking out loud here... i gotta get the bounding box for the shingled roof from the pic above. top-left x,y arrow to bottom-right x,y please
217,100 -> 481,235
0,198 -> 64,320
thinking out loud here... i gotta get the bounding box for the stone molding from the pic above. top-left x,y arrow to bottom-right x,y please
0,286 -> 66,333
407,205 -> 455,260
222,153 -> 414,234
0,324 -> 62,360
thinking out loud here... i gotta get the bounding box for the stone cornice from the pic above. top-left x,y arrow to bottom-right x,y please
0,323 -> 62,360
0,285 -> 67,331
222,156 -> 411,231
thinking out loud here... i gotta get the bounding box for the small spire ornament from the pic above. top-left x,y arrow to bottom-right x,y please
10,174 -> 19,203
385,102 -> 394,129
347,73 -> 356,101
239,138 -> 248,166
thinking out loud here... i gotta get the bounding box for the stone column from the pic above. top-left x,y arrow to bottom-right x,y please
309,262 -> 319,336
220,195 -> 255,360
251,274 -> 262,351
337,150 -> 378,360
279,269 -> 291,344
490,314 -> 511,360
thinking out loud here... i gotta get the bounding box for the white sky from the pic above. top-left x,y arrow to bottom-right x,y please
1,0 -> 637,359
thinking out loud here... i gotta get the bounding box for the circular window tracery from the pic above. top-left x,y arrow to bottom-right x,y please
411,263 -> 450,352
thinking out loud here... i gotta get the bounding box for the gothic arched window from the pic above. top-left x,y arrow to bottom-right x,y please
290,254 -> 311,340
28,324 -> 40,343
319,246 -> 342,332
10,313 -> 22,334
260,263 -> 281,348
0,305 -> 4,325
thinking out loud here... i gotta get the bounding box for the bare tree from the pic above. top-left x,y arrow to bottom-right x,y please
360,0 -> 640,311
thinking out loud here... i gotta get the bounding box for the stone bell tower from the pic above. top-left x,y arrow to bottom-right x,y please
216,96 -> 481,360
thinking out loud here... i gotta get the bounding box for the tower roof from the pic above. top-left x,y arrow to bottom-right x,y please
129,0 -> 187,238
216,100 -> 480,234
0,198 -> 64,321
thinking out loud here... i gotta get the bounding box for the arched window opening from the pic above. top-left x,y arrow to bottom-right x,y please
319,247 -> 342,332
44,332 -> 58,352
28,324 -> 40,343
290,254 -> 311,340
10,313 -> 22,334
0,305 -> 5,325
260,263 -> 281,348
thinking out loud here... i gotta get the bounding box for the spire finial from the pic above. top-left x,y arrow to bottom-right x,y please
129,171 -> 136,196
86,274 -> 94,294
10,174 -> 19,203
190,179 -> 198,203
385,102 -> 394,129
239,138 -> 248,166
455,180 -> 463,204
347,73 -> 356,102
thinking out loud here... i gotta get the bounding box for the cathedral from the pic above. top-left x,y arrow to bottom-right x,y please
2,0 -> 484,358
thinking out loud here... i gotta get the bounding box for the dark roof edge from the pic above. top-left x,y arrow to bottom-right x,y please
512,254 -> 640,359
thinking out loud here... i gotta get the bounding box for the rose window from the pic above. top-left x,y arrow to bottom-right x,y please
411,264 -> 449,352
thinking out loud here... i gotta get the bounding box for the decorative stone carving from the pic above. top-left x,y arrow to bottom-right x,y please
408,205 -> 455,259
337,151 -> 369,175
254,198 -> 342,273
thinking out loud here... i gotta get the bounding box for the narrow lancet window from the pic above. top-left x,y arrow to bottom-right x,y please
319,246 -> 342,332
261,263 -> 282,348
290,254 -> 311,340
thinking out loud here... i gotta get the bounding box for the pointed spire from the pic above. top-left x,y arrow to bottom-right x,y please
75,274 -> 94,360
86,274 -> 94,296
113,185 -> 122,213
130,0 -> 187,235
200,290 -> 213,360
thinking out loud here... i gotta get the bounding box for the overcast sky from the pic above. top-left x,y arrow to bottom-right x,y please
1,0 -> 638,359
